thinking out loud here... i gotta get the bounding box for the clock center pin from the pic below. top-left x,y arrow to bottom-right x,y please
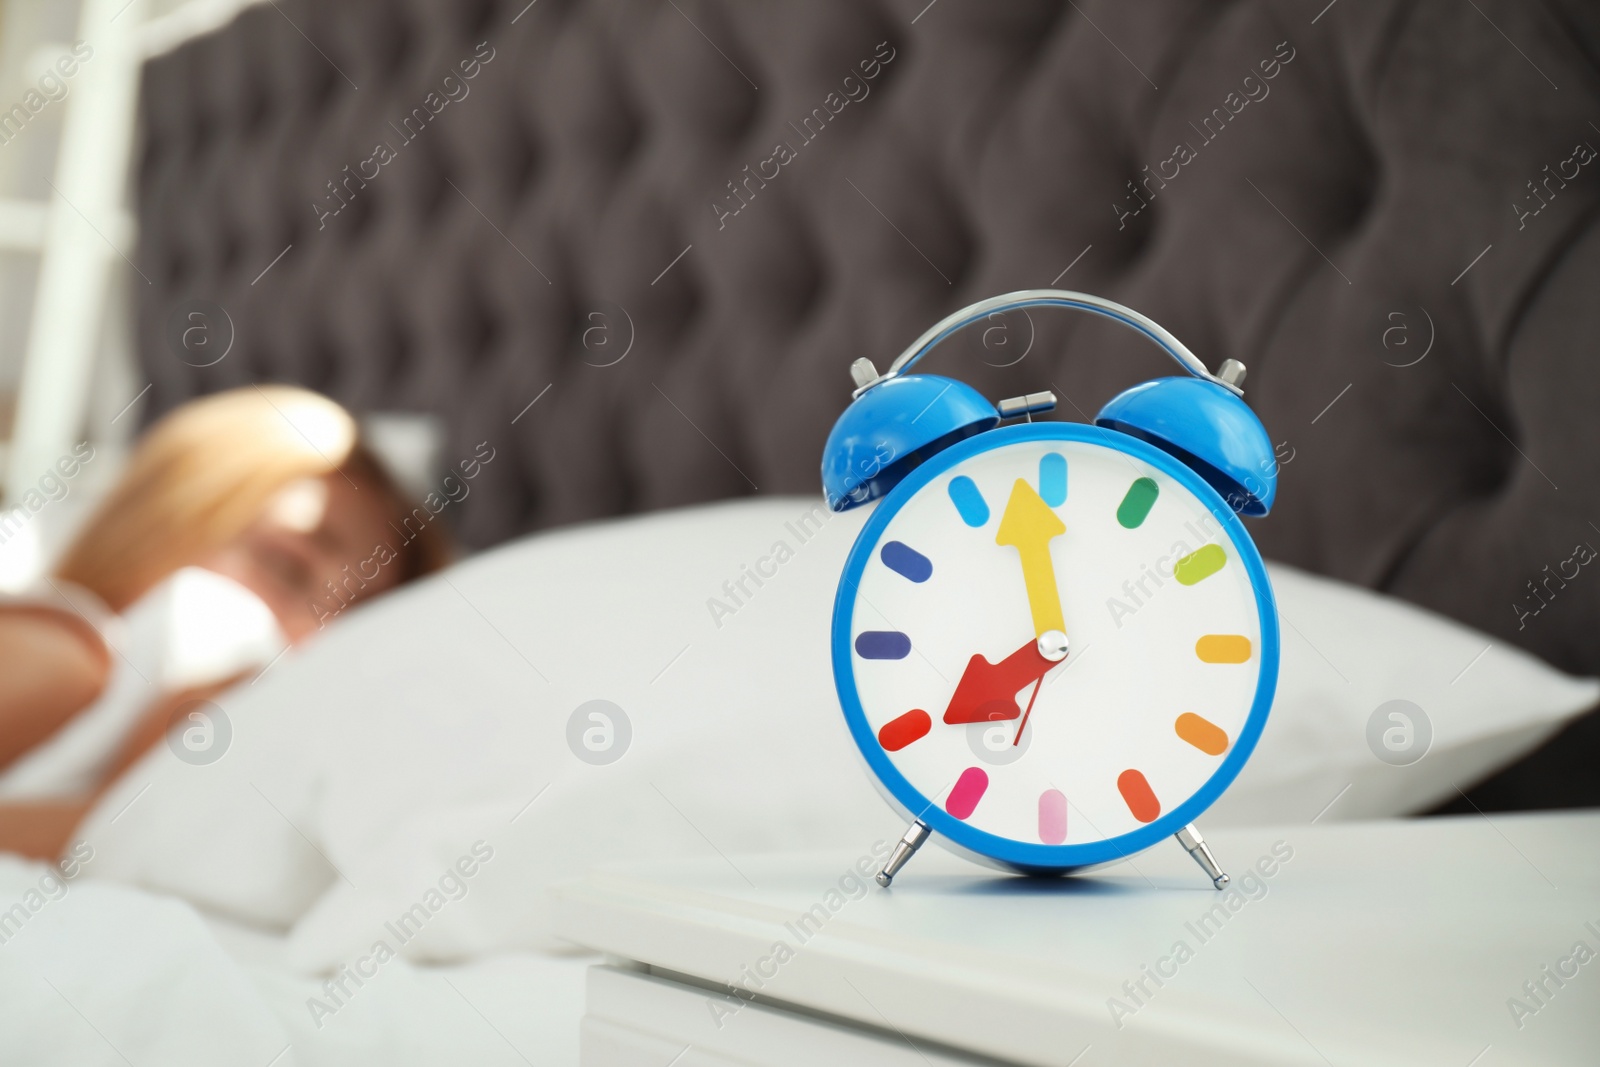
1037,629 -> 1069,662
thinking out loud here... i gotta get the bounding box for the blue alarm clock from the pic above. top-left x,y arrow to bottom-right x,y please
820,290 -> 1280,889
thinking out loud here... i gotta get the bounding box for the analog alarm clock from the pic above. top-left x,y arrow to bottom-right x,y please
820,290 -> 1280,889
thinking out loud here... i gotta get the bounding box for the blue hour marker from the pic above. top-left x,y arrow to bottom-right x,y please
1039,453 -> 1067,507
880,541 -> 932,583
855,631 -> 912,660
948,476 -> 989,527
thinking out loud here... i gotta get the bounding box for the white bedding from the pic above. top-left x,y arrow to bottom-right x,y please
0,855 -> 591,1066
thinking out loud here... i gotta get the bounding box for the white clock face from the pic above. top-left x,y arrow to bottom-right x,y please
843,432 -> 1268,851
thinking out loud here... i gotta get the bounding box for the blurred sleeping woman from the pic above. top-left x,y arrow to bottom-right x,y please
0,387 -> 448,859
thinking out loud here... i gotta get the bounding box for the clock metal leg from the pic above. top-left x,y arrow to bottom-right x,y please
875,820 -> 931,888
1175,823 -> 1230,890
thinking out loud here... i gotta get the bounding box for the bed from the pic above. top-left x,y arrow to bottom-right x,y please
4,497 -> 1595,1062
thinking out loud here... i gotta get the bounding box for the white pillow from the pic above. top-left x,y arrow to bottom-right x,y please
1208,561 -> 1597,822
75,497 -> 1597,964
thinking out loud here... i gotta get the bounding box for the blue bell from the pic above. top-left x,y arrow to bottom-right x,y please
1096,376 -> 1277,515
822,374 -> 998,511
821,291 -> 1278,516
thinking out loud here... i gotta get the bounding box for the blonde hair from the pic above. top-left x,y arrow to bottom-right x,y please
56,386 -> 448,611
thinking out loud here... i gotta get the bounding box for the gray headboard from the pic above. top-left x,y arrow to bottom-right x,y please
132,0 -> 1600,805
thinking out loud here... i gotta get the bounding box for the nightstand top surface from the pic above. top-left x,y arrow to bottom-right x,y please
553,812 -> 1600,1066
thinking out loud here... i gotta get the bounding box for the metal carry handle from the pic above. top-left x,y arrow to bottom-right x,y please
853,289 -> 1244,398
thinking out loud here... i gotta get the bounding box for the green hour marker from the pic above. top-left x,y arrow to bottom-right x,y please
1174,543 -> 1227,585
1116,477 -> 1159,528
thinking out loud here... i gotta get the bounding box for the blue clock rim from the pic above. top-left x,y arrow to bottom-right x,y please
830,421 -> 1280,872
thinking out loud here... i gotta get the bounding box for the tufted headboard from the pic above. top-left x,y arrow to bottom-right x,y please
133,0 -> 1600,805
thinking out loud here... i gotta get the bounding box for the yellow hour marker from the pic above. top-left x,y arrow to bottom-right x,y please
1196,634 -> 1252,663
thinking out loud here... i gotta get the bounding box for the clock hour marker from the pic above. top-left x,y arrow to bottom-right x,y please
1116,476 -> 1159,528
880,540 -> 933,583
946,766 -> 989,820
1038,453 -> 1067,507
855,631 -> 912,660
1196,634 -> 1252,663
1039,789 -> 1068,844
1117,769 -> 1161,823
878,709 -> 931,752
1174,712 -> 1230,755
948,476 -> 990,527
1173,543 -> 1226,585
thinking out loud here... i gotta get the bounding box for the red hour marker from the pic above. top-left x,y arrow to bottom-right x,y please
1117,769 -> 1161,823
878,710 -> 931,752
946,767 -> 989,820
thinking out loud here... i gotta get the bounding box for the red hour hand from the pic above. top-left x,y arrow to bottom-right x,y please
942,639 -> 1055,724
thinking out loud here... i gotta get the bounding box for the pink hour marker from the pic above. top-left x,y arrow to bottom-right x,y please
946,767 -> 989,820
1039,789 -> 1068,844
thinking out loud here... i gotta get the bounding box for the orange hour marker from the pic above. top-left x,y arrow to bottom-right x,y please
1174,712 -> 1229,755
1196,634 -> 1252,663
1117,769 -> 1161,823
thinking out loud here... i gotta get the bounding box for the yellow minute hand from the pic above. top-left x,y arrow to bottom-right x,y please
995,478 -> 1067,637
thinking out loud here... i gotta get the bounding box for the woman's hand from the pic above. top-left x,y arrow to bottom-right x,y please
0,606 -> 243,860
0,674 -> 246,860
0,799 -> 95,861
99,672 -> 249,785
0,606 -> 110,773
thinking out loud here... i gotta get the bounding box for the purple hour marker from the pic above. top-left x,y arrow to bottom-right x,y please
880,540 -> 932,583
855,631 -> 912,660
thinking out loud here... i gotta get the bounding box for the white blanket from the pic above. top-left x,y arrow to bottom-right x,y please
0,855 -> 590,1066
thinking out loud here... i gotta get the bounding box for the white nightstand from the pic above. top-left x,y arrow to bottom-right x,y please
552,812 -> 1599,1066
